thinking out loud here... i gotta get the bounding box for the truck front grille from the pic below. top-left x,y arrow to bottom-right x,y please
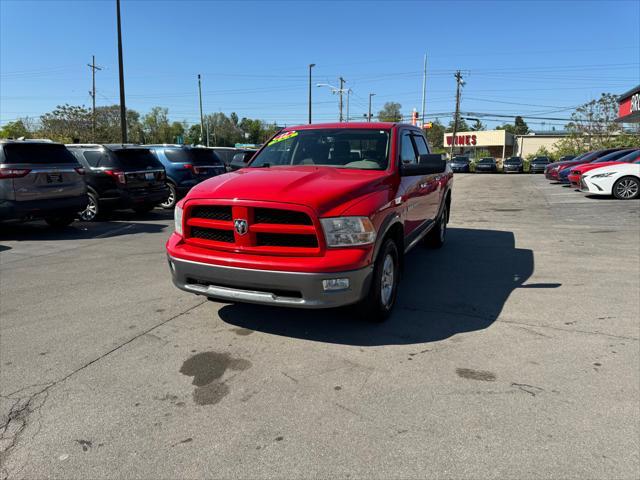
254,208 -> 312,225
191,205 -> 232,221
191,227 -> 234,243
183,203 -> 320,255
256,232 -> 318,248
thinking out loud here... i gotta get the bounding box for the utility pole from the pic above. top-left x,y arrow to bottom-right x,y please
116,0 -> 127,143
368,93 -> 376,122
197,74 -> 206,146
87,55 -> 102,142
308,63 -> 315,124
421,53 -> 427,127
338,77 -> 346,122
450,71 -> 463,159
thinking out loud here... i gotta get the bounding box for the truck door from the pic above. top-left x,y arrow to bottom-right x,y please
411,132 -> 441,223
397,130 -> 427,237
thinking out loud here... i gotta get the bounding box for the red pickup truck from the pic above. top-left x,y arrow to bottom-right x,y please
166,122 -> 452,321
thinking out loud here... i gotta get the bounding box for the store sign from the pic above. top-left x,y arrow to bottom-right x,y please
619,93 -> 640,119
445,134 -> 477,146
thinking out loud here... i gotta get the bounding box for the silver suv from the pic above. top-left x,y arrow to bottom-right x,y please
0,140 -> 87,227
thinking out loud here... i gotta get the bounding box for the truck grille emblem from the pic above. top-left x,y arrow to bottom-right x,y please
234,219 -> 248,236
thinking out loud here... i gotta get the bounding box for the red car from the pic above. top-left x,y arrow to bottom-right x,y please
544,148 -> 626,181
568,149 -> 640,188
166,122 -> 452,321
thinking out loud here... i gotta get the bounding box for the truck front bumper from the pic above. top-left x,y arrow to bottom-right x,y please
167,256 -> 373,309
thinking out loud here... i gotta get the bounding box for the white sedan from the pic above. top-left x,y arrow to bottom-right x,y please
580,162 -> 640,200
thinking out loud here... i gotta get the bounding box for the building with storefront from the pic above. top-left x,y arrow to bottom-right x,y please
443,130 -> 515,159
443,129 -> 571,159
616,85 -> 640,124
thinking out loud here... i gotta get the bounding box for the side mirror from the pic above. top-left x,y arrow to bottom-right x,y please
401,154 -> 446,176
229,151 -> 254,171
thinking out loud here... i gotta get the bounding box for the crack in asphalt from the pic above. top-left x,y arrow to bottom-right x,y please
0,299 -> 206,476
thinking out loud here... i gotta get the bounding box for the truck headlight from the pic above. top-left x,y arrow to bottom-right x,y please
591,172 -> 616,178
320,217 -> 376,247
174,204 -> 183,235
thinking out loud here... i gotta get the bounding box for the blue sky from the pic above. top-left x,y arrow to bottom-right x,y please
1,0 -> 639,131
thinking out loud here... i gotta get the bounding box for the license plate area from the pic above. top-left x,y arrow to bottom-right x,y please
145,172 -> 155,180
46,173 -> 62,183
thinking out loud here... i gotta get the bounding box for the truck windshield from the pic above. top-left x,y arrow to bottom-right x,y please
250,129 -> 390,170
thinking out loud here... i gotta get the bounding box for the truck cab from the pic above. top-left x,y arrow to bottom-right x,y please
166,123 -> 452,321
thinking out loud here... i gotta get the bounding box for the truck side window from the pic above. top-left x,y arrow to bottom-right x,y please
400,132 -> 417,165
412,134 -> 429,156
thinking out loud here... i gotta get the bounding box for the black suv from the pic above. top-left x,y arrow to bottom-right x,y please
67,144 -> 168,221
0,140 -> 87,226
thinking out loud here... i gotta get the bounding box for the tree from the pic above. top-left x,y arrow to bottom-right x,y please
142,107 -> 172,143
426,119 -> 445,150
514,116 -> 529,135
377,102 -> 402,122
470,119 -> 485,131
39,104 -> 92,143
446,115 -> 470,133
496,116 -> 529,135
94,105 -> 143,143
0,120 -> 30,139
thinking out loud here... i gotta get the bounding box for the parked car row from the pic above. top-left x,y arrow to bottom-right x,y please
449,155 -> 558,174
544,148 -> 640,200
0,140 -> 253,227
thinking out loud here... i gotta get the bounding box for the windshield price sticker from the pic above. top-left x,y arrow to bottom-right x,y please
268,131 -> 298,145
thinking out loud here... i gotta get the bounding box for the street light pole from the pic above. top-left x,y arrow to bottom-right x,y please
338,77 -> 345,122
116,0 -> 127,143
198,74 -> 206,146
308,63 -> 315,124
368,93 -> 376,122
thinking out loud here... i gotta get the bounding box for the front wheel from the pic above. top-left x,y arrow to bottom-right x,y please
612,176 -> 639,200
355,238 -> 400,322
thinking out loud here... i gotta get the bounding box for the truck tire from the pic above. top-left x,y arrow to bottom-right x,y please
356,238 -> 399,322
425,203 -> 448,249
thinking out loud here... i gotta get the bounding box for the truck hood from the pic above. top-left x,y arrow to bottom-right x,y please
186,166 -> 391,216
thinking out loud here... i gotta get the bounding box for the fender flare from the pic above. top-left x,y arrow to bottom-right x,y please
373,212 -> 404,262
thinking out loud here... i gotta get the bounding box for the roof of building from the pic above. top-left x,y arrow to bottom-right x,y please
618,84 -> 640,102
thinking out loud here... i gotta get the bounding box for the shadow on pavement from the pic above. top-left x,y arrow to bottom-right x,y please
219,227 -> 560,346
0,209 -> 171,241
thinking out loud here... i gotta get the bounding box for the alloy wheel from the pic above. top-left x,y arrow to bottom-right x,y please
380,254 -> 395,308
615,178 -> 639,199
80,196 -> 98,221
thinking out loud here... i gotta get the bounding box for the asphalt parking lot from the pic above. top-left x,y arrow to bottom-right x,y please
1,174 -> 638,479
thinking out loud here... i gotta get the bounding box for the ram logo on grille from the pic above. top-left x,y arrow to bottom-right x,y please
234,219 -> 248,236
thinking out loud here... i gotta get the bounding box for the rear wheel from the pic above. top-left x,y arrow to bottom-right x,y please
160,183 -> 177,209
425,203 -> 448,249
356,238 -> 399,322
79,192 -> 99,222
133,203 -> 156,214
613,176 -> 640,200
45,214 -> 75,228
